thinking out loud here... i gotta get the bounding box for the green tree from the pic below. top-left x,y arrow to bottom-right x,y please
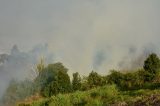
57,69 -> 71,93
43,81 -> 59,97
34,64 -> 57,94
87,71 -> 103,88
80,76 -> 90,91
72,72 -> 81,91
107,70 -> 124,85
143,53 -> 160,74
35,62 -> 71,97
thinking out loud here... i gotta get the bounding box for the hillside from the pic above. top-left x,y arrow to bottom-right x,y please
18,85 -> 160,106
2,53 -> 160,106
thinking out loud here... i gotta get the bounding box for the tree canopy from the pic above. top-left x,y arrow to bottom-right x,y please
35,62 -> 71,97
143,53 -> 160,74
72,72 -> 81,91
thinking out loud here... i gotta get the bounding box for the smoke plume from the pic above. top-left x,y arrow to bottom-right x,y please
0,0 -> 160,100
0,44 -> 54,100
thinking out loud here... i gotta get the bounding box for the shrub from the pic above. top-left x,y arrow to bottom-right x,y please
70,91 -> 89,105
49,94 -> 70,106
31,99 -> 49,106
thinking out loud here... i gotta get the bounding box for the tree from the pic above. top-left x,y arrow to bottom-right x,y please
57,69 -> 71,93
87,71 -> 103,88
107,70 -> 124,85
35,62 -> 71,97
34,64 -> 56,94
43,81 -> 59,97
143,53 -> 160,74
80,76 -> 90,91
72,72 -> 81,91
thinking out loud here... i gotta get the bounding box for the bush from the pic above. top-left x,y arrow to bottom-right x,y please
70,91 -> 88,105
90,91 -> 99,98
31,99 -> 49,106
49,94 -> 70,106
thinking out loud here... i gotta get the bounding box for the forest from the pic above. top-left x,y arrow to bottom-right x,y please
1,53 -> 160,106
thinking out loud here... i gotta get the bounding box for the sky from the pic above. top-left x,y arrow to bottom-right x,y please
0,0 -> 160,75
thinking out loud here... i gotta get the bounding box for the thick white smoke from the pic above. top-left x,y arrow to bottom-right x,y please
0,0 -> 160,99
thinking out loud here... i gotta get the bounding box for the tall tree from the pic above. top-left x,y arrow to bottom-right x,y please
72,72 -> 81,91
57,69 -> 71,93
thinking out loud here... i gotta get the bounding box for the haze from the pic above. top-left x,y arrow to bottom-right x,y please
0,0 -> 160,76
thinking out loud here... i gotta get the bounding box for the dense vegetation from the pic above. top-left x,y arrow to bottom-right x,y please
2,53 -> 160,106
17,85 -> 160,106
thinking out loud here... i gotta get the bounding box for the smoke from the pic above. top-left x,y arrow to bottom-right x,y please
0,44 -> 54,100
118,44 -> 159,70
93,50 -> 106,70
0,0 -> 160,100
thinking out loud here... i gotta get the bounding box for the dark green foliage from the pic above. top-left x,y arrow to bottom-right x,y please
143,53 -> 160,82
80,76 -> 90,91
107,69 -> 158,90
43,81 -> 59,97
120,72 -> 135,90
35,62 -> 71,97
143,71 -> 155,82
107,70 -> 124,86
90,92 -> 99,98
57,69 -> 72,93
72,72 -> 81,91
87,71 -> 105,88
144,53 -> 160,74
107,68 -> 160,91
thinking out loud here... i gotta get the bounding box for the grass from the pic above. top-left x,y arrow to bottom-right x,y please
17,85 -> 160,106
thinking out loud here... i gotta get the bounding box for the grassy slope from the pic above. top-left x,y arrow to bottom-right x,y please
17,85 -> 160,106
